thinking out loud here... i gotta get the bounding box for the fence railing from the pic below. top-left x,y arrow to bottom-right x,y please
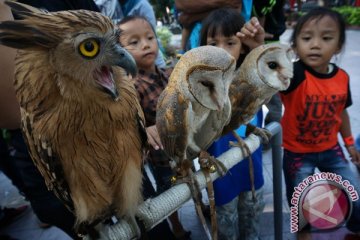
88,122 -> 283,240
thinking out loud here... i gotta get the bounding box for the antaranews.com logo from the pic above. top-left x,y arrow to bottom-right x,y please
290,172 -> 359,232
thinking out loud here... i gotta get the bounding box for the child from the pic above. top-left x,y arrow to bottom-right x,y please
281,7 -> 360,235
118,16 -> 191,240
200,8 -> 266,240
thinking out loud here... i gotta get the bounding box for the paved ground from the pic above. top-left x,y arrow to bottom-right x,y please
0,29 -> 359,240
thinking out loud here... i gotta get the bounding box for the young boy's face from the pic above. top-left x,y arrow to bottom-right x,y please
206,33 -> 242,61
295,15 -> 341,74
119,19 -> 158,72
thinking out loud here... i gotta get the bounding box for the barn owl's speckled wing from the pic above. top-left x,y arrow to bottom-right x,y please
156,86 -> 190,162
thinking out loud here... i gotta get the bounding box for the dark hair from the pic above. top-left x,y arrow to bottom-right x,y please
291,7 -> 346,49
200,8 -> 246,68
200,8 -> 245,46
117,15 -> 156,35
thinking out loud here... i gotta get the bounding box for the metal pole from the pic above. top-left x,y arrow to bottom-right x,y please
266,122 -> 283,240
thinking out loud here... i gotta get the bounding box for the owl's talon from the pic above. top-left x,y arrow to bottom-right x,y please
254,128 -> 272,144
198,151 -> 227,177
246,124 -> 272,144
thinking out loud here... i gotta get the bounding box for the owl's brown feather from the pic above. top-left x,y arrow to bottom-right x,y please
0,0 -> 145,235
21,111 -> 75,210
15,52 -> 145,224
156,87 -> 190,162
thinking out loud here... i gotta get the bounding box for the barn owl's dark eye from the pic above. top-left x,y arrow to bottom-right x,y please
268,61 -> 278,69
200,80 -> 214,89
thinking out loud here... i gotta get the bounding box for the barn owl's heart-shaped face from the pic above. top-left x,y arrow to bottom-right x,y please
257,45 -> 294,91
188,68 -> 233,111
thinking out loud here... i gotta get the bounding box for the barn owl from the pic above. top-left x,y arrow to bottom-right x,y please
223,42 -> 294,198
0,1 -> 146,238
156,45 -> 236,204
224,43 -> 293,134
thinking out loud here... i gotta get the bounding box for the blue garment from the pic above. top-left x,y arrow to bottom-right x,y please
188,22 -> 202,50
356,134 -> 360,151
122,0 -> 155,28
208,111 -> 264,206
241,0 -> 253,22
121,0 -> 141,17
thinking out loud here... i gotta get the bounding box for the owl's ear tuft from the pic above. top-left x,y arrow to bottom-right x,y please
0,21 -> 57,50
0,1 -> 56,50
5,0 -> 44,19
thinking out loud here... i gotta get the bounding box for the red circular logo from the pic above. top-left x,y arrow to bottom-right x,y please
301,183 -> 350,229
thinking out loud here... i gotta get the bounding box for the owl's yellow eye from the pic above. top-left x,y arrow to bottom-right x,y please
79,39 -> 99,58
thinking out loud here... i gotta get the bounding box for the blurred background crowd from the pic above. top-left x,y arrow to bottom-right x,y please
151,0 -> 360,67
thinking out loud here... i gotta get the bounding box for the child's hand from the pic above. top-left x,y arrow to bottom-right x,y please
237,17 -> 265,50
146,125 -> 163,150
347,146 -> 360,165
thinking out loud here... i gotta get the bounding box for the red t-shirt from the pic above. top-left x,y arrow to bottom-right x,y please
280,61 -> 352,153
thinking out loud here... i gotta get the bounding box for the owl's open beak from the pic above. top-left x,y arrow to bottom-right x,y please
113,45 -> 137,77
94,66 -> 119,101
94,46 -> 136,101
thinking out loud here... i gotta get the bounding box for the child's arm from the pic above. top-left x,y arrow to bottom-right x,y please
146,125 -> 164,150
236,17 -> 265,51
340,109 -> 360,165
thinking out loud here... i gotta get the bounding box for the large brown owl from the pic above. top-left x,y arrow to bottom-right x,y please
156,45 -> 235,208
0,1 -> 146,238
